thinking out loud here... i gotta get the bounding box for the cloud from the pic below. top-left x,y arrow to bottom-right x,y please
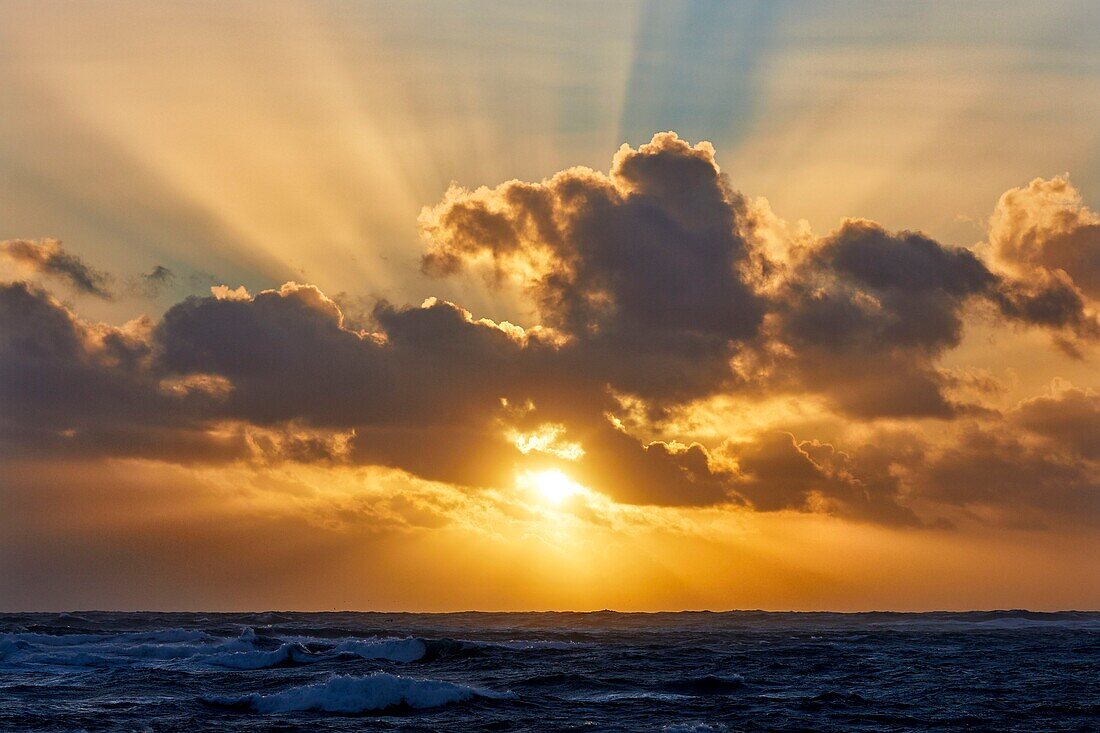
130,265 -> 176,298
419,132 -> 766,405
421,137 -> 1094,419
2,133 -> 1098,525
0,238 -> 112,298
916,425 -> 1099,527
0,281 -> 247,463
769,220 -> 999,417
726,432 -> 921,526
984,176 -> 1100,352
1012,384 -> 1100,460
988,176 -> 1100,300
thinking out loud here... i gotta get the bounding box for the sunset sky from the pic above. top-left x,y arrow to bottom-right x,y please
2,1 -> 1099,611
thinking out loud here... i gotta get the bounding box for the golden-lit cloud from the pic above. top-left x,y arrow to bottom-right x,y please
3,130 -> 1100,611
3,134 -> 1098,528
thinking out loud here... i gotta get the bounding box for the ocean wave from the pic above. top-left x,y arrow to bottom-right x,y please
799,690 -> 872,709
23,651 -> 120,668
207,672 -> 507,713
473,639 -> 584,651
332,637 -> 427,663
661,674 -> 744,696
206,642 -> 319,669
0,627 -> 261,669
1,622 -> 587,673
511,671 -> 606,688
331,636 -> 584,663
0,639 -> 31,661
415,637 -> 588,662
579,691 -> 693,703
2,628 -> 214,647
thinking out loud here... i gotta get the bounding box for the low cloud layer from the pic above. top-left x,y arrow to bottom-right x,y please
1,134 -> 1098,527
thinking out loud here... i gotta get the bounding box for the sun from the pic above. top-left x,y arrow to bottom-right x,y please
519,468 -> 584,505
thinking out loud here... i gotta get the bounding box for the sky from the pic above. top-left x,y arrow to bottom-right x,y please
1,0 -> 1099,611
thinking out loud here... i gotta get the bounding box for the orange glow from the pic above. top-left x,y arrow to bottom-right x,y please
517,468 -> 586,505
1,3 -> 1099,615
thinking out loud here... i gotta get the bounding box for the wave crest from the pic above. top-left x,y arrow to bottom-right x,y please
208,672 -> 506,713
207,642 -> 318,669
333,637 -> 427,663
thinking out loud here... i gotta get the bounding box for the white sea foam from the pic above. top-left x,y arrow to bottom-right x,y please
215,672 -> 504,713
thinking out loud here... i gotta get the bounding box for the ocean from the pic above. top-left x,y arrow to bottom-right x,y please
1,610 -> 1098,731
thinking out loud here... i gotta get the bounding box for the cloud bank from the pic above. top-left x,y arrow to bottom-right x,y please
1,134 -> 1098,527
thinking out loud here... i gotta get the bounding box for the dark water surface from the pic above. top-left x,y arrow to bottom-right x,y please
1,610 -> 1099,731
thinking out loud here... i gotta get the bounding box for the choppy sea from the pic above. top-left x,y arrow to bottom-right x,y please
1,611 -> 1099,731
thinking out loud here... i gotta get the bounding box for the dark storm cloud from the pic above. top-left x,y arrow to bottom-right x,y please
0,278 -> 925,520
0,239 -> 113,298
767,219 -> 1097,417
994,272 -> 1091,331
157,284 -> 571,429
2,134 -> 1098,523
0,278 -> 749,507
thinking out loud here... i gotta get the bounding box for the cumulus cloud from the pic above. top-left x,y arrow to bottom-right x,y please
0,238 -> 112,298
420,136 -> 1093,419
2,133 -> 1099,526
988,176 -> 1100,300
985,176 -> 1100,352
419,132 -> 766,405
